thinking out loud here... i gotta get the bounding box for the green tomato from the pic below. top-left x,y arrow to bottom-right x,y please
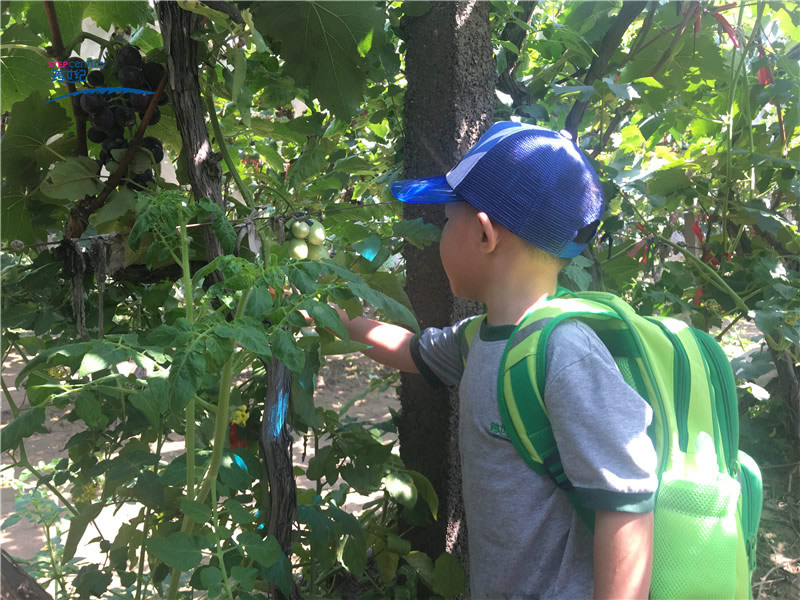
290,220 -> 310,239
287,238 -> 308,259
307,221 -> 326,245
307,243 -> 328,260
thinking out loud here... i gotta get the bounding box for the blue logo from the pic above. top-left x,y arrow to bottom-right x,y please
47,88 -> 155,104
50,57 -> 102,83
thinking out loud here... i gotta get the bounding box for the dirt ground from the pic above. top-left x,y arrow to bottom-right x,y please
0,352 -> 399,566
753,468 -> 800,598
2,348 -> 799,598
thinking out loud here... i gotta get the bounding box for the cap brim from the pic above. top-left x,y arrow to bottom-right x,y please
390,175 -> 459,203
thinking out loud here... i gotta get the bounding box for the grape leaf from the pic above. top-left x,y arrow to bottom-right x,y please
85,1 -> 154,30
1,92 -> 72,175
1,187 -> 49,245
0,25 -> 52,112
91,188 -> 138,226
40,157 -> 104,200
253,1 -> 386,118
25,1 -> 88,54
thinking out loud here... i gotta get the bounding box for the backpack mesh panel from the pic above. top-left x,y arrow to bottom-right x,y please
650,477 -> 740,599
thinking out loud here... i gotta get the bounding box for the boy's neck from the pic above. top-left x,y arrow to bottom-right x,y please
480,255 -> 559,327
483,285 -> 555,327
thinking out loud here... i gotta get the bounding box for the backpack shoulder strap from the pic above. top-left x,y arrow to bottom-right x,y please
497,292 -> 621,530
459,314 -> 486,366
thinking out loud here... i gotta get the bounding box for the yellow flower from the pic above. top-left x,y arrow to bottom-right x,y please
76,484 -> 97,503
48,366 -> 70,378
230,405 -> 250,426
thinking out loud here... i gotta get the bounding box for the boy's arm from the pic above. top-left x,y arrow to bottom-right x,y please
593,509 -> 654,600
330,308 -> 420,374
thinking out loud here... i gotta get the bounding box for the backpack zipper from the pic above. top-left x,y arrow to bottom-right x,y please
579,296 -> 671,478
691,330 -> 738,472
649,319 -> 691,453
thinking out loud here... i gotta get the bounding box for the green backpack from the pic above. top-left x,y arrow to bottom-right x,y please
461,288 -> 763,600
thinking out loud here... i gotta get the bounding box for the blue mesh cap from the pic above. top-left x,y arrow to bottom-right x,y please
390,122 -> 605,258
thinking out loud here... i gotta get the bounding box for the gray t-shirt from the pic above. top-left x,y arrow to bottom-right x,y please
410,318 -> 658,599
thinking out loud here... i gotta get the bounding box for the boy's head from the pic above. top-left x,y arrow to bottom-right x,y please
391,122 -> 605,260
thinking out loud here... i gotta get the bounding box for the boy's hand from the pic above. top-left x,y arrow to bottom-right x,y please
593,510 -> 653,599
298,306 -> 419,374
298,308 -> 313,325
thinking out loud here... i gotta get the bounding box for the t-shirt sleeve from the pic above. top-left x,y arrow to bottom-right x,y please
544,320 -> 658,513
409,317 -> 473,388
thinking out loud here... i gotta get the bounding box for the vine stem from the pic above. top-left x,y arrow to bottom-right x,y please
43,0 -> 87,156
653,234 -> 749,313
180,222 -> 195,325
43,520 -> 68,597
193,287 -> 250,507
63,31 -> 110,55
204,90 -> 254,210
167,287 -> 250,600
211,478 -> 236,600
135,510 -> 151,600
204,87 -> 271,261
181,219 -> 196,503
0,43 -> 50,57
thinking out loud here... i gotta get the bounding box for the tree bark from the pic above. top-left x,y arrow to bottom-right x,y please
1,551 -> 53,600
156,1 -> 224,265
399,0 -> 495,587
259,358 -> 300,600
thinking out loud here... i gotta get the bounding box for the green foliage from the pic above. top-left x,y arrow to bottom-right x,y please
253,1 -> 386,119
2,1 -> 798,598
0,24 -> 52,111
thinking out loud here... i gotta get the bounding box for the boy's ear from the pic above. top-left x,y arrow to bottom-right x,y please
476,211 -> 501,253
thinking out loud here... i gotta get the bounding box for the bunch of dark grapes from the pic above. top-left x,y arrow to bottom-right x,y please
82,44 -> 169,192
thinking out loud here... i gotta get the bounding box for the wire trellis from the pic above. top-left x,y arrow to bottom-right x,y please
0,200 -> 405,253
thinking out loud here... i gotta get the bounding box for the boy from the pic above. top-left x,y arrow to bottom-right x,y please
330,122 -> 657,598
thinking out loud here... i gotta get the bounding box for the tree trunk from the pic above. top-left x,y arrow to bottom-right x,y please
1,551 -> 53,600
399,0 -> 495,587
156,1 -> 224,265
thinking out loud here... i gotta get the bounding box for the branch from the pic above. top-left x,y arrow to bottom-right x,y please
204,89 -> 253,209
564,1 -> 647,137
43,0 -> 87,157
646,5 -> 697,78
496,1 -> 538,107
654,234 -> 749,313
200,0 -> 244,24
64,72 -> 168,239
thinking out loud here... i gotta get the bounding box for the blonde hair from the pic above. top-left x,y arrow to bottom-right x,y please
525,243 -> 572,272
